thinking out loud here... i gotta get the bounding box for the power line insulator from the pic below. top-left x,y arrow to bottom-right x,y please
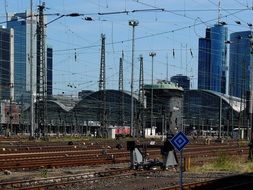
84,17 -> 93,21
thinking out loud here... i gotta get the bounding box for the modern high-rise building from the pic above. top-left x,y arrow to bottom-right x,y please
198,24 -> 228,94
47,47 -> 53,96
0,27 -> 14,100
229,31 -> 253,98
7,12 -> 37,102
198,28 -> 211,91
171,74 -> 190,90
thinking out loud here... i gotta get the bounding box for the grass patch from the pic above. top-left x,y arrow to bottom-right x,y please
190,153 -> 253,173
212,152 -> 235,171
237,140 -> 249,147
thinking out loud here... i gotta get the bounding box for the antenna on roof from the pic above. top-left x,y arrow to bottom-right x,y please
218,0 -> 221,24
4,0 -> 8,22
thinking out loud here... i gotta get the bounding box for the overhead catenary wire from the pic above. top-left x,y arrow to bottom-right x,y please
1,1 -> 252,99
53,8 -> 248,53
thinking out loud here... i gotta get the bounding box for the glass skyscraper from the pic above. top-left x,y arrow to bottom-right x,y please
198,28 -> 211,91
198,24 -> 228,94
7,12 -> 37,103
0,27 -> 14,100
47,47 -> 53,96
229,31 -> 253,98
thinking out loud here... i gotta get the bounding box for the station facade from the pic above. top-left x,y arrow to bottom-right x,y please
0,86 -> 247,139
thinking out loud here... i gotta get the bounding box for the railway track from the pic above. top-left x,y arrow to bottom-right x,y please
0,141 -> 249,171
0,139 -> 251,190
0,168 -> 144,190
0,168 -> 222,190
2,169 -> 249,190
0,150 -> 248,171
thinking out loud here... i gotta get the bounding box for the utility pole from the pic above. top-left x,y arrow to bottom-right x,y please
218,95 -> 222,140
119,51 -> 124,127
99,34 -> 106,137
37,2 -> 47,137
149,52 -> 156,136
248,35 -> 253,160
8,28 -> 14,136
9,87 -> 13,135
29,0 -> 35,138
129,20 -> 139,137
138,55 -> 145,137
166,53 -> 169,81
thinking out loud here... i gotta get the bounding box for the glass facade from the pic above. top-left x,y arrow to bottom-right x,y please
198,25 -> 228,94
47,47 -> 53,96
7,12 -> 37,103
210,24 -> 228,94
183,90 -> 244,137
229,31 -> 252,98
0,28 -> 11,100
198,29 -> 211,91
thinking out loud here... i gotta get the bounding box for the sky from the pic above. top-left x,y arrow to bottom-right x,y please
1,0 -> 253,96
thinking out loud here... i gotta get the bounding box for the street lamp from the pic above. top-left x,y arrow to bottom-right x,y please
129,20 -> 139,137
249,33 -> 253,159
149,52 -> 156,136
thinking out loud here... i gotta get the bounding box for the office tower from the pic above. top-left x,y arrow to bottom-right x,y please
198,28 -> 211,91
198,24 -> 228,93
7,12 -> 37,102
46,47 -> 53,96
0,27 -> 14,100
171,74 -> 190,90
229,31 -> 253,98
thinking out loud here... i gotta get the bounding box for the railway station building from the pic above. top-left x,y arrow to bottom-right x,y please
21,90 -> 139,137
4,86 -> 247,139
183,90 -> 246,139
143,81 -> 184,135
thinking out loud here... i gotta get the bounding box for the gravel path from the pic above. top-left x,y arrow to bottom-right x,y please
0,163 -> 240,190
58,169 -> 238,190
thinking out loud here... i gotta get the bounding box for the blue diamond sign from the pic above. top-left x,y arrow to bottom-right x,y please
170,131 -> 189,152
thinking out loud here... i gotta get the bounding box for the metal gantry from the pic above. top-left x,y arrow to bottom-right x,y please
138,55 -> 145,137
37,2 -> 47,137
99,34 -> 107,135
119,51 -> 124,126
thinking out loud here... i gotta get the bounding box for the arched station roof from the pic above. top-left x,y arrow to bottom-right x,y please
187,89 -> 245,113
